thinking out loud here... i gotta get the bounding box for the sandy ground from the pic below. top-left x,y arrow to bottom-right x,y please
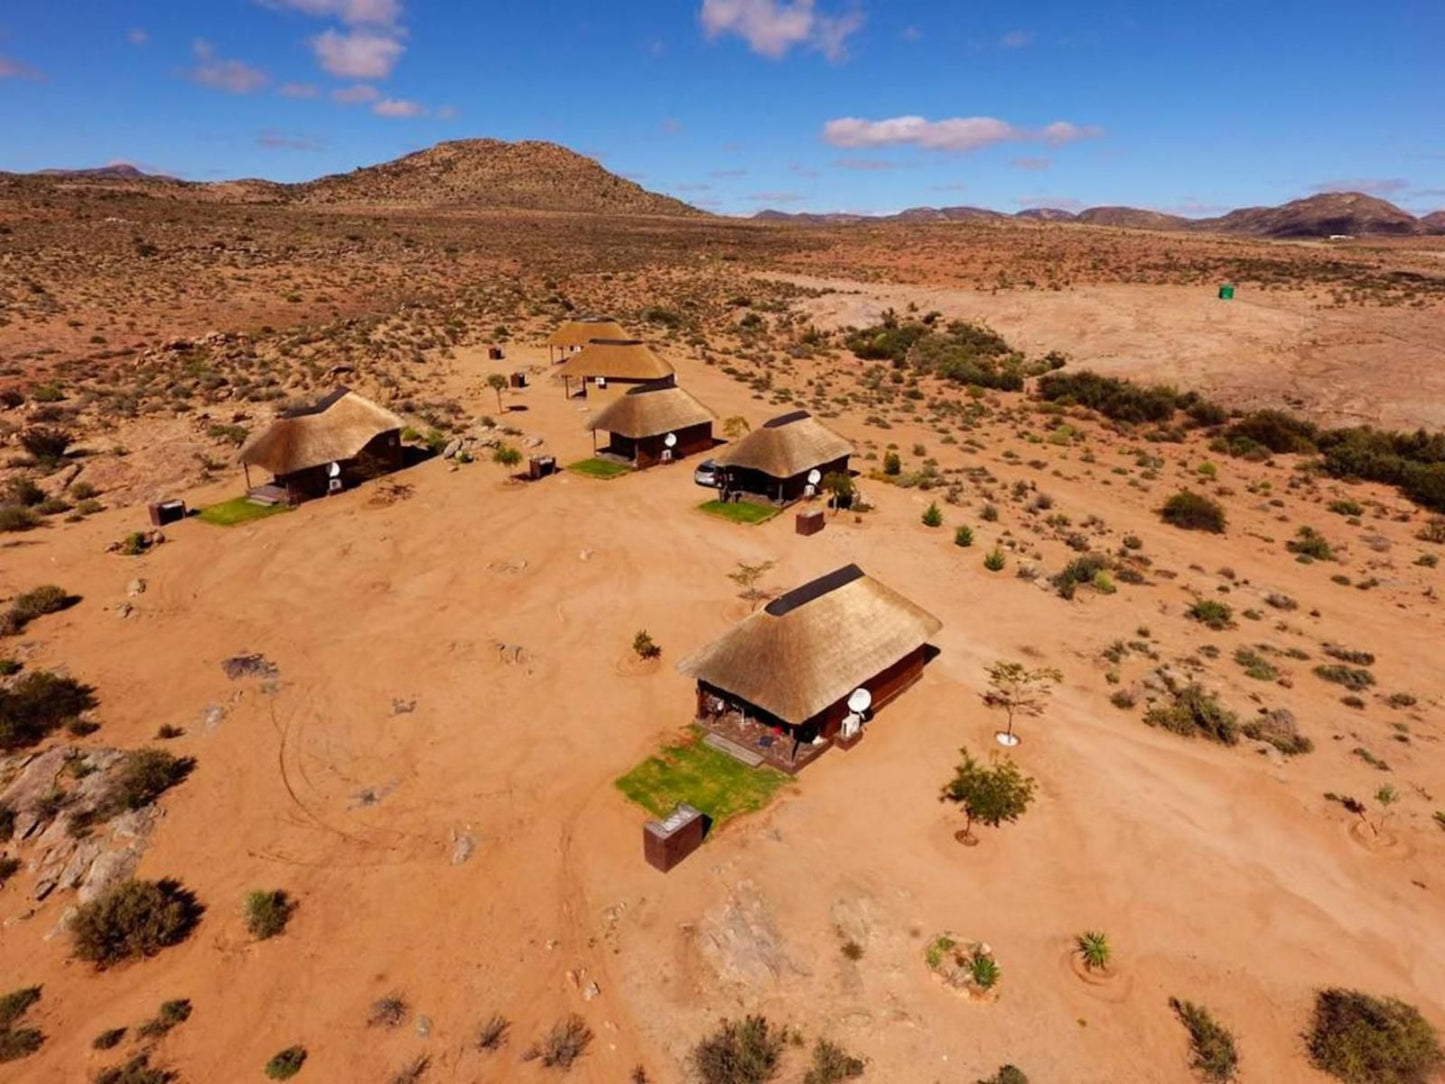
3,338 -> 1445,1083
774,273 -> 1445,430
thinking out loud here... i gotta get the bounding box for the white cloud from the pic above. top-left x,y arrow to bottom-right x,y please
1000,29 -> 1033,48
262,0 -> 402,26
188,39 -> 269,94
1309,178 -> 1410,196
824,115 -> 1102,152
700,0 -> 863,61
127,28 -> 149,46
312,28 -> 405,78
278,81 -> 320,98
373,97 -> 425,117
331,83 -> 381,103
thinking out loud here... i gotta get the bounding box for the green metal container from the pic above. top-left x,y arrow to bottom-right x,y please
1218,284 -> 1235,300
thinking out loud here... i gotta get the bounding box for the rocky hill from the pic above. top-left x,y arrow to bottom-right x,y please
292,139 -> 702,216
1077,206 -> 1190,230
1194,192 -> 1421,238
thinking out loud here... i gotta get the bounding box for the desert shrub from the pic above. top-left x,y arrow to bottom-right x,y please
491,444 -> 522,468
1226,410 -> 1319,455
19,427 -> 71,465
137,999 -> 191,1038
477,1013 -> 510,1051
804,1038 -> 864,1084
265,1046 -> 308,1080
1289,526 -> 1336,560
1036,371 -> 1183,424
1076,931 -> 1111,971
1145,685 -> 1238,744
0,986 -> 40,1032
0,672 -> 98,751
0,1027 -> 44,1063
1315,665 -> 1375,691
1329,499 -> 1364,516
368,995 -> 408,1028
93,1027 -> 127,1050
970,950 -> 1001,989
1052,554 -> 1110,599
0,804 -> 13,843
954,525 -> 974,547
984,548 -> 1006,572
244,889 -> 295,940
4,476 -> 45,506
1324,644 -> 1376,666
941,747 -> 1036,840
95,1052 -> 176,1084
882,450 -> 901,475
921,501 -> 943,527
976,1068 -> 1029,1084
1161,491 -> 1227,533
0,506 -> 41,533
1241,709 -> 1313,755
2,584 -> 73,635
692,1015 -> 785,1084
70,878 -> 203,967
1170,997 -> 1239,1081
523,1014 -> 593,1069
102,749 -> 194,815
1187,599 -> 1234,629
1233,647 -> 1277,681
1306,988 -> 1442,1084
632,630 -> 661,660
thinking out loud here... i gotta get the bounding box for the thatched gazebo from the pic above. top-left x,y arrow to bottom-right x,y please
679,564 -> 941,771
713,410 -> 852,505
546,317 -> 628,363
238,387 -> 404,504
585,382 -> 717,468
556,339 -> 675,399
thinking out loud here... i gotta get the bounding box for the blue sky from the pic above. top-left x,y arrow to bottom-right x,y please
1,1 -> 1441,216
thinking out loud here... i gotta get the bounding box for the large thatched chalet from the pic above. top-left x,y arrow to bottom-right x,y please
546,316 -> 628,363
556,339 -> 675,398
713,410 -> 852,504
585,382 -> 716,468
679,564 -> 941,772
238,387 -> 404,504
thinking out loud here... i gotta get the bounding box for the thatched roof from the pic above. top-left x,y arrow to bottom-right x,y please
678,565 -> 941,726
547,318 -> 628,349
586,383 -> 716,438
239,387 -> 404,477
556,339 -> 675,382
713,410 -> 852,479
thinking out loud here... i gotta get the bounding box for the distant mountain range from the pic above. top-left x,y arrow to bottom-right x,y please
755,192 -> 1445,238
13,142 -> 1445,237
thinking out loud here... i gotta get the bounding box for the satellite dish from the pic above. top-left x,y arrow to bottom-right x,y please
847,688 -> 872,715
327,462 -> 341,478
807,468 -> 822,486
664,432 -> 678,448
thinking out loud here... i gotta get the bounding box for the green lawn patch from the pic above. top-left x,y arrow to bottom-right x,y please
699,499 -> 780,525
616,729 -> 789,829
197,498 -> 293,526
567,458 -> 632,480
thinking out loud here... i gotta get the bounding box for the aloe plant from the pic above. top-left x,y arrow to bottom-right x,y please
969,950 -> 1000,990
1076,930 -> 1112,971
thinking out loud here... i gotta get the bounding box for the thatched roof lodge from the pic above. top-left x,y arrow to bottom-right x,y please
680,564 -> 941,771
556,339 -> 676,398
239,387 -> 404,504
586,383 -> 717,468
546,316 -> 628,362
713,410 -> 853,504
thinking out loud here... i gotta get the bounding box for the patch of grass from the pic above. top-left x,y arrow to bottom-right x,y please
804,1038 -> 864,1084
616,731 -> 789,828
1186,599 -> 1234,630
523,1015 -> 593,1069
1315,665 -> 1375,691
1144,685 -> 1238,744
368,995 -> 408,1029
1233,647 -> 1278,681
699,499 -> 780,525
477,1013 -> 510,1052
566,457 -> 631,480
1306,988 -> 1442,1084
197,497 -> 292,526
1170,997 -> 1239,1081
265,1046 -> 307,1080
244,889 -> 295,940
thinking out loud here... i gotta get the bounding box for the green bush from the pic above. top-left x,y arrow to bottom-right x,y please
0,986 -> 41,1030
1161,491 -> 1227,533
1145,685 -> 1238,744
976,1068 -> 1029,1084
941,747 -> 1036,840
102,749 -> 194,815
803,1039 -> 864,1084
0,506 -> 42,533
1170,997 -> 1239,1081
92,1028 -> 127,1050
265,1046 -> 308,1080
883,451 -> 901,476
692,1016 -> 785,1084
1288,526 -> 1336,560
1187,599 -> 1234,629
19,427 -> 71,465
1306,988 -> 1442,1084
984,548 -> 1006,572
1076,931 -> 1111,971
1052,555 -> 1110,600
94,1052 -> 174,1084
2,585 -> 72,635
70,878 -> 203,967
0,985 -> 43,1064
921,502 -> 943,527
1315,665 -> 1375,691
245,890 -> 294,940
1037,371 -> 1185,424
0,672 -> 97,751
954,526 -> 974,547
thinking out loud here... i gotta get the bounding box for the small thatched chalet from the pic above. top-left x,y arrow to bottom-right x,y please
680,564 -> 941,770
713,410 -> 852,504
586,382 -> 717,468
546,317 -> 628,363
556,339 -> 674,398
238,387 -> 404,503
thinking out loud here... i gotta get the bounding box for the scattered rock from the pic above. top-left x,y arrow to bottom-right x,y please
442,438 -> 462,460
392,697 -> 417,715
223,653 -> 279,681
115,602 -> 134,619
523,435 -> 544,448
127,578 -> 147,597
416,1015 -> 432,1038
451,833 -> 476,865
583,981 -> 601,1002
200,704 -> 227,732
699,881 -> 789,989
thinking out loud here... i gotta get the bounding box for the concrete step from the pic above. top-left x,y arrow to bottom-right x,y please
703,732 -> 765,768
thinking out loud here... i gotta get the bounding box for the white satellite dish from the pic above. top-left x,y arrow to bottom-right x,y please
847,688 -> 872,715
327,462 -> 341,478
807,468 -> 822,486
664,432 -> 678,449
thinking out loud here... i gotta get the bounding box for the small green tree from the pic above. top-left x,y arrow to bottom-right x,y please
940,747 -> 1037,842
727,560 -> 777,610
821,471 -> 855,513
954,526 -> 974,547
883,450 -> 902,476
922,502 -> 943,527
983,661 -> 1062,745
632,630 -> 661,660
486,372 -> 508,412
492,444 -> 522,469
984,547 -> 1006,571
1372,785 -> 1399,837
